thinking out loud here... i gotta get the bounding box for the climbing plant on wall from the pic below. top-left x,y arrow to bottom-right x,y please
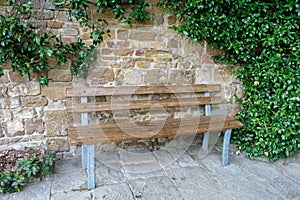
0,0 -> 150,86
0,0 -> 299,162
158,0 -> 300,161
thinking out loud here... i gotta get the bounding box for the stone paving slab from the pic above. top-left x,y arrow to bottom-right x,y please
123,162 -> 165,179
95,151 -> 120,165
153,150 -> 181,169
0,145 -> 299,200
119,149 -> 158,165
166,166 -> 223,199
51,171 -> 87,193
128,177 -> 184,200
51,190 -> 92,200
0,180 -> 51,200
95,162 -> 126,186
92,183 -> 133,200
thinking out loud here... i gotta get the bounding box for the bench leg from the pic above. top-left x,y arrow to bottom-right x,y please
222,129 -> 232,166
202,132 -> 210,150
87,144 -> 95,190
82,145 -> 88,169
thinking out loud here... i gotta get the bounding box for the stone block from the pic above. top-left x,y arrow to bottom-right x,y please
47,21 -> 63,28
116,41 -> 130,48
202,45 -> 225,64
44,110 -> 71,136
124,69 -> 143,85
195,65 -> 214,83
48,58 -> 70,70
48,69 -> 72,82
42,82 -> 71,100
56,11 -> 68,21
21,96 -> 48,107
167,38 -> 179,48
168,69 -> 194,84
214,65 -> 233,83
168,15 -> 177,25
8,82 -> 41,97
25,119 -> 44,135
80,32 -> 90,40
63,28 -> 79,36
0,72 -> 9,84
0,85 -> 8,98
7,119 -> 24,137
201,52 -> 216,64
117,30 -> 129,40
144,69 -> 167,85
9,97 -> 20,108
45,137 -> 70,152
0,98 -> 4,108
15,108 -> 37,119
42,1 -> 56,10
35,10 -> 54,20
22,82 -> 41,96
0,110 -> 12,123
135,50 -> 144,56
145,50 -> 173,62
111,59 -> 135,69
106,41 -> 116,48
0,122 -> 4,137
86,68 -> 114,85
1,62 -> 11,70
102,48 -> 113,55
114,49 -> 133,56
135,61 -> 150,68
9,71 -> 28,82
181,38 -> 204,60
61,36 -> 76,43
115,69 -> 124,84
129,31 -> 156,41
31,21 -> 47,29
153,13 -> 164,25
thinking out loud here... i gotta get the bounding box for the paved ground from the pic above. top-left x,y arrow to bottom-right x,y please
1,143 -> 299,200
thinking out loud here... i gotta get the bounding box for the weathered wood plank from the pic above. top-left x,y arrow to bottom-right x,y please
69,116 -> 243,146
66,96 -> 222,112
67,84 -> 221,97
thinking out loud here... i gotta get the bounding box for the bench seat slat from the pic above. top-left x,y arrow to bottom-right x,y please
69,116 -> 243,146
66,96 -> 222,112
67,84 -> 221,97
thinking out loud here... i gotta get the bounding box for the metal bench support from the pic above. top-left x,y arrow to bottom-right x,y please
81,97 -> 96,189
87,144 -> 95,190
202,92 -> 232,166
222,129 -> 232,166
202,92 -> 211,151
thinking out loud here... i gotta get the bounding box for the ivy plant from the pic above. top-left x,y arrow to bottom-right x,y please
0,152 -> 58,194
0,0 -> 150,86
159,0 -> 300,161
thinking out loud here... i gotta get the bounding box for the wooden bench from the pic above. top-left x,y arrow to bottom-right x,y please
66,84 -> 243,190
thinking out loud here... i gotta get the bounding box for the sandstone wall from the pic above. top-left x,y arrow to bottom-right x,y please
0,0 -> 242,153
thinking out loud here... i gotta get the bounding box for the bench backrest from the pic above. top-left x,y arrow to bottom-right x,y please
66,84 -> 222,113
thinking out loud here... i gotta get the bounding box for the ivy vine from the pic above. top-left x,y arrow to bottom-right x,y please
159,0 -> 300,161
1,0 -> 299,162
0,0 -> 150,86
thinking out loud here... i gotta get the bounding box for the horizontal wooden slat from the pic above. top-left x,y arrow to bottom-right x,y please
68,116 -> 243,146
66,96 -> 222,112
67,84 -> 221,97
